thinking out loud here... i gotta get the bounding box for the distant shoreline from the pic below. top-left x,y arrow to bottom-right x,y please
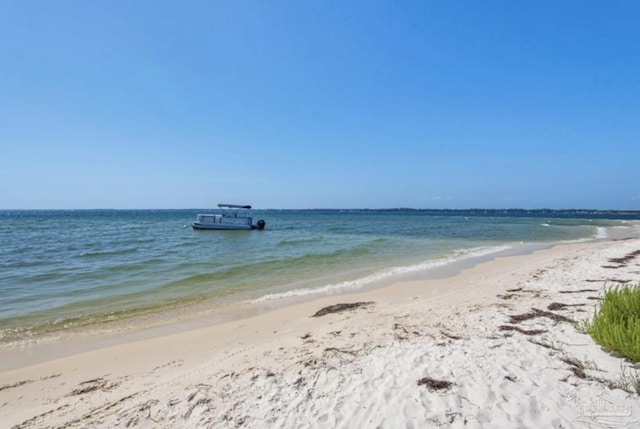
3,207 -> 640,215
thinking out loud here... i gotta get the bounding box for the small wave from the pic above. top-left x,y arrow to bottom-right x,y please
593,226 -> 609,239
79,248 -> 138,258
277,237 -> 324,247
540,223 -> 551,227
251,245 -> 512,303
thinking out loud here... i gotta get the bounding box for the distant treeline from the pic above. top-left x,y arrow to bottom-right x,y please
292,208 -> 640,220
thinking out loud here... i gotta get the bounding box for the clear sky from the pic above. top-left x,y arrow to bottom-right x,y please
1,1 -> 638,210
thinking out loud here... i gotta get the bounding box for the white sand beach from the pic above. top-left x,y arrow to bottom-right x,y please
2,237 -> 640,428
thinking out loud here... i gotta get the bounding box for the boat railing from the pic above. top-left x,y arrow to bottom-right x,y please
198,214 -> 222,224
221,209 -> 250,219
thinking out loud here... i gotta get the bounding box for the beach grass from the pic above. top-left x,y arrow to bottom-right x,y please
587,284 -> 640,362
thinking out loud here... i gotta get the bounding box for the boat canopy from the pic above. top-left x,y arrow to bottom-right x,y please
218,204 -> 252,209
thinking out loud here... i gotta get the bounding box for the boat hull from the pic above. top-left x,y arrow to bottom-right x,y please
191,222 -> 255,231
191,206 -> 265,231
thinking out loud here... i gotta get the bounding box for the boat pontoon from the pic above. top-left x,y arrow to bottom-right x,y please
192,204 -> 266,230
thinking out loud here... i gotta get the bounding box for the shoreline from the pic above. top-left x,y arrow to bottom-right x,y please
2,219 -> 635,357
0,240 -> 565,370
2,237 -> 640,427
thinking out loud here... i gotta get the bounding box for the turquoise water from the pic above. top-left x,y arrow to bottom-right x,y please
1,209 -> 637,344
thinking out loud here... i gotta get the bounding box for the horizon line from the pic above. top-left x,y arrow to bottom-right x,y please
2,207 -> 640,213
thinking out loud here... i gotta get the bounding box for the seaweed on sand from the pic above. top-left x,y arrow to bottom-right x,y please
561,357 -> 588,379
607,249 -> 640,267
311,302 -> 374,317
547,302 -> 585,311
508,308 -> 575,324
499,325 -> 547,336
417,377 -> 454,391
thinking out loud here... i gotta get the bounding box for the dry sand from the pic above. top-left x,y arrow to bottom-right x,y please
2,237 -> 640,428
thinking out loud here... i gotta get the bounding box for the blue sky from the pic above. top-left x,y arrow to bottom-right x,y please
1,1 -> 638,209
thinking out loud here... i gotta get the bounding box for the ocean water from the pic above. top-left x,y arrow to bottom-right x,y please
1,209 -> 638,346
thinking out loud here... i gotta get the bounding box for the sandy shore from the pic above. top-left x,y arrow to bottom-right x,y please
2,237 -> 640,428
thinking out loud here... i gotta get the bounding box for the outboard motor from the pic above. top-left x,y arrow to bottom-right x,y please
256,219 -> 266,230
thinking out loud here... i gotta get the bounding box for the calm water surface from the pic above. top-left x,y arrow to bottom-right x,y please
1,209 -> 638,345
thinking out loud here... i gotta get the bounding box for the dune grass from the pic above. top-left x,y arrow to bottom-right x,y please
587,284 -> 640,362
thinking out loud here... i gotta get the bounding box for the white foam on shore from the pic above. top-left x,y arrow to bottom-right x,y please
594,226 -> 609,239
252,245 -> 513,303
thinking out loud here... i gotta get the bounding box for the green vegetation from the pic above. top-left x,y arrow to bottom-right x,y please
587,284 -> 640,362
